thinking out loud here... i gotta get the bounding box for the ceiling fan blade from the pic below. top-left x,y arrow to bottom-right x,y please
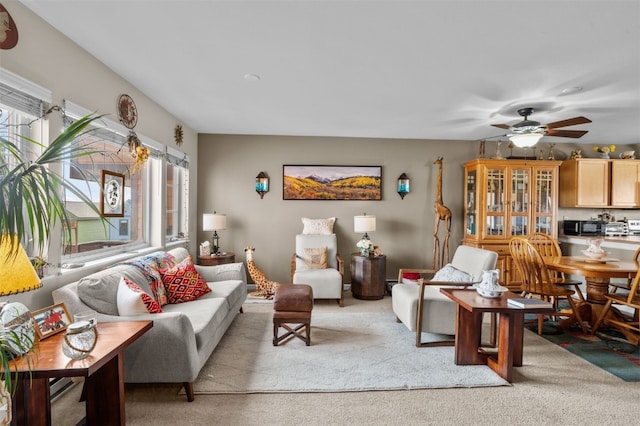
545,116 -> 592,129
545,129 -> 589,138
491,123 -> 511,130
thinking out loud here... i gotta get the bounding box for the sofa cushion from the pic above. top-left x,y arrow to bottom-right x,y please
301,217 -> 335,235
202,279 -> 246,312
78,265 -> 151,315
298,247 -> 328,270
161,256 -> 212,303
162,297 -> 230,351
432,263 -> 473,283
117,276 -> 163,315
121,253 -> 170,306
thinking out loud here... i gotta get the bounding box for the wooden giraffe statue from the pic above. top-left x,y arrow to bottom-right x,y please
244,246 -> 280,299
433,157 -> 452,270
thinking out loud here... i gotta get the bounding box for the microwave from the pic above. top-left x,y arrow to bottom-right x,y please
563,220 -> 605,236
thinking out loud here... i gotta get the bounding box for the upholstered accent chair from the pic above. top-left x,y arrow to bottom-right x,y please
291,234 -> 345,306
392,245 -> 498,347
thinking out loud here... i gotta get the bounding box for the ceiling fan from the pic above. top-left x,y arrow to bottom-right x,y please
491,107 -> 592,147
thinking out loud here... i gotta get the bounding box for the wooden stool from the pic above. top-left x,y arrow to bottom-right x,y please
273,284 -> 313,346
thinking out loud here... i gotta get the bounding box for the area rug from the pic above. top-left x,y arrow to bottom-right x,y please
189,311 -> 509,394
525,321 -> 640,381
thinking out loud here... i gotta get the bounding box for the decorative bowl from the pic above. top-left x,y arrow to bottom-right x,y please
581,250 -> 608,260
475,285 -> 509,299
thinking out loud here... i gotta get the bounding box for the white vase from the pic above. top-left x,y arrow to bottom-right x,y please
599,152 -> 610,159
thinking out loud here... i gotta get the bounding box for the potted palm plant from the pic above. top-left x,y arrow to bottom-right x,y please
0,113 -> 106,414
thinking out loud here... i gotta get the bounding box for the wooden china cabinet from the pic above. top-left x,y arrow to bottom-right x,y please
462,159 -> 561,290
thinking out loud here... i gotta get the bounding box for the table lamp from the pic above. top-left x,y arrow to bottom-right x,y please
203,212 -> 227,254
354,213 -> 376,240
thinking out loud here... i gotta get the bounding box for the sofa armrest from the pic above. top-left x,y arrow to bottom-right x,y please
195,262 -> 247,284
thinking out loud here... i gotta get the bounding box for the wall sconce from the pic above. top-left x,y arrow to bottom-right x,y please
203,212 -> 227,254
255,172 -> 269,199
397,173 -> 410,199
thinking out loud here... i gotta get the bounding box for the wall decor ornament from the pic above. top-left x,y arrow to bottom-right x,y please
117,94 -> 138,129
0,3 -> 19,50
283,165 -> 382,200
101,170 -> 125,217
174,124 -> 184,146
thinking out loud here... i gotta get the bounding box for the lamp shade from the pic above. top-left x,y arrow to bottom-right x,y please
354,214 -> 376,233
203,213 -> 227,231
509,133 -> 543,148
0,236 -> 42,296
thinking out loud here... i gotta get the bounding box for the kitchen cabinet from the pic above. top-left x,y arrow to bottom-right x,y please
559,159 -> 640,208
463,159 -> 561,290
610,160 -> 640,207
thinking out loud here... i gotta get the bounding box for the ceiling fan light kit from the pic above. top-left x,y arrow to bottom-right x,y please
508,132 -> 544,148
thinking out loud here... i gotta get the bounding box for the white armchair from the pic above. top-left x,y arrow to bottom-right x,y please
291,234 -> 345,306
392,245 -> 498,346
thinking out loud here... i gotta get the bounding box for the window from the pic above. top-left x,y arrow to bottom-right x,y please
166,148 -> 189,241
61,101 -> 155,263
0,70 -> 51,257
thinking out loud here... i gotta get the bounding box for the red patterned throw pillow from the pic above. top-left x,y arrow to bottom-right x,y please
117,276 -> 163,315
160,255 -> 211,304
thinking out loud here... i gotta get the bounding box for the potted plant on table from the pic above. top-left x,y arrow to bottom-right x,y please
0,113 -> 106,419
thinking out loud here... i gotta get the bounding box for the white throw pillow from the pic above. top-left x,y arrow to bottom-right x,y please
432,264 -> 473,283
117,276 -> 163,315
301,217 -> 336,235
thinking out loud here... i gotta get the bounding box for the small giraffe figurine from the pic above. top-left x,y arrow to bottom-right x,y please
244,246 -> 280,299
433,157 -> 452,270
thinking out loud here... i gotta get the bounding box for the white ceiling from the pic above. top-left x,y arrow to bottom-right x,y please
20,0 -> 640,144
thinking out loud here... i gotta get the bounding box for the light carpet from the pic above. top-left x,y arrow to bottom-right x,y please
189,310 -> 509,394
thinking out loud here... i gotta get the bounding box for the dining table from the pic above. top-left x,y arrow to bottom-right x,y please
544,255 -> 638,342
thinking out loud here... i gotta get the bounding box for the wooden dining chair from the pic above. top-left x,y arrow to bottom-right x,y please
526,233 -> 585,302
509,237 -> 587,335
591,267 -> 640,345
608,246 -> 640,294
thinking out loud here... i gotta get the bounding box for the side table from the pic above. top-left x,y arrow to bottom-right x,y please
351,254 -> 386,300
198,252 -> 235,266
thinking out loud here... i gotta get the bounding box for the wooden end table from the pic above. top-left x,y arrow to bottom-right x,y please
197,252 -> 235,266
440,288 -> 554,382
351,254 -> 386,300
5,321 -> 152,426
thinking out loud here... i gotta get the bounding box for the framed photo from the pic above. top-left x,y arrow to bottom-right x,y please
101,170 -> 125,217
31,302 -> 72,340
283,165 -> 382,200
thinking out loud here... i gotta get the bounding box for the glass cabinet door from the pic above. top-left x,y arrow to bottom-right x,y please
465,170 -> 477,237
510,167 -> 529,236
533,168 -> 554,235
485,167 -> 506,237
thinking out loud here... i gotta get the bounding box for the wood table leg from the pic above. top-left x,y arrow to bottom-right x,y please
11,375 -> 51,426
486,311 -> 519,382
453,305 -> 484,365
85,352 -> 125,425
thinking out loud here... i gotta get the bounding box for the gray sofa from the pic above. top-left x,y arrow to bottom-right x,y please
52,247 -> 247,401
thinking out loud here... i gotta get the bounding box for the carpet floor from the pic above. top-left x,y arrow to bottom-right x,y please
525,321 -> 640,381
189,310 -> 508,394
50,294 -> 640,425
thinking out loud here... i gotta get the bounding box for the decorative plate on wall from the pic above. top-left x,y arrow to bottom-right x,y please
117,94 -> 138,129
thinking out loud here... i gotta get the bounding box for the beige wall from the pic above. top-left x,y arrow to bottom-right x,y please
198,134 -> 479,283
1,2 -> 198,309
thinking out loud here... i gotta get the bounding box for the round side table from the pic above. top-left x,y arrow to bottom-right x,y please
197,252 -> 235,266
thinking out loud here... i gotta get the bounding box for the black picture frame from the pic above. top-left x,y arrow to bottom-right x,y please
101,170 -> 125,217
283,165 -> 382,200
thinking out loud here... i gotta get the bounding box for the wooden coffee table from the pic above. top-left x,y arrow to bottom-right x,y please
6,320 -> 152,425
440,288 -> 554,382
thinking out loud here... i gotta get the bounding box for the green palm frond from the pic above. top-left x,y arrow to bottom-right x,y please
0,113 -> 107,258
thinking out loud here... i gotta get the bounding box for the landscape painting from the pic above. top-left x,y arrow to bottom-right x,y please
283,165 -> 382,200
